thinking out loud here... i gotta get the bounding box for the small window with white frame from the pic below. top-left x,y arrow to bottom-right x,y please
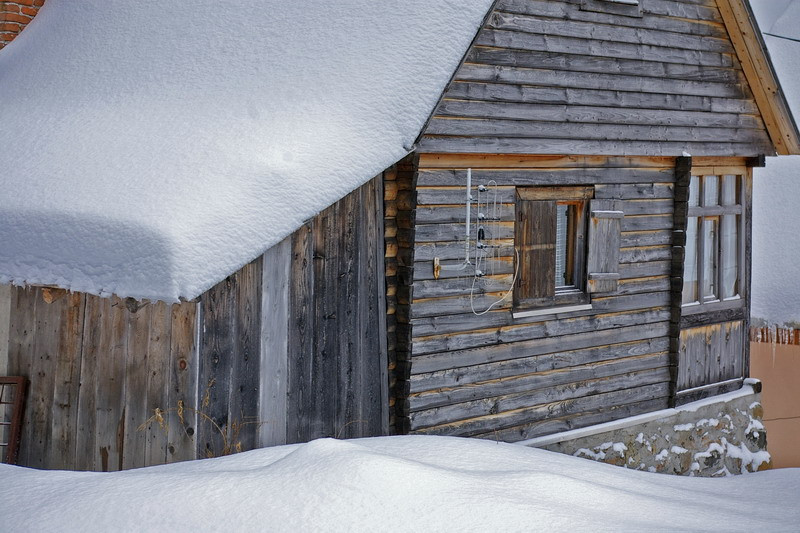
682,172 -> 745,311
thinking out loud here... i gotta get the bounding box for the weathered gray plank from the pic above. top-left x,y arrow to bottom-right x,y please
475,28 -> 732,68
415,222 -> 514,243
411,337 -> 670,394
434,100 -> 761,130
144,300 -> 171,467
75,294 -> 103,471
198,276 -> 236,458
259,238 -> 291,447
415,241 -> 515,262
418,136 -> 772,157
166,301 -> 198,464
410,354 -> 670,413
411,322 -> 671,374
230,258 -> 262,454
486,11 -> 731,53
122,302 -> 151,470
426,117 -> 761,144
416,168 -> 674,187
411,366 -> 670,428
596,183 -> 674,200
619,260 -> 671,279
287,223 -> 314,444
496,0 -> 725,37
444,81 -> 759,115
411,382 -> 670,436
621,230 -> 673,247
95,297 -> 127,472
454,64 -> 743,99
48,292 -> 85,470
468,45 -> 740,83
477,396 -> 668,442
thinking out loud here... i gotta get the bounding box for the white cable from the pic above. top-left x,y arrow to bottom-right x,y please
470,247 -> 520,316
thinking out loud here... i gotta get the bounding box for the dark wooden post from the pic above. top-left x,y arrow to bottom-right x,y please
668,156 -> 692,408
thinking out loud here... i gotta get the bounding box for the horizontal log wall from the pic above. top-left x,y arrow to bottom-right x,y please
418,0 -> 774,157
403,155 -> 680,442
385,155 -> 417,434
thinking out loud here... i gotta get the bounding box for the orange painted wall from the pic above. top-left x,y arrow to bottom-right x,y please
750,341 -> 800,468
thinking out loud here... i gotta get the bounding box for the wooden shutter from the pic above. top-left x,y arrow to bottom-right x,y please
515,199 -> 556,303
587,199 -> 623,293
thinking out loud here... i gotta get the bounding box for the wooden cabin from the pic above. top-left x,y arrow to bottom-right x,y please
2,0 -> 798,470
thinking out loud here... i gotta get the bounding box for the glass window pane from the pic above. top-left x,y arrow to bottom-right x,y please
721,175 -> 740,206
703,217 -> 718,301
721,214 -> 739,298
683,217 -> 699,305
688,176 -> 700,207
555,204 -> 569,287
703,175 -> 719,206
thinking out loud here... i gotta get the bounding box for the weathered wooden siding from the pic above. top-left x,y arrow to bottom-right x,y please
400,155 -> 681,441
281,175 -> 388,443
7,287 -> 200,471
677,320 -> 745,402
418,0 -> 774,157
3,175 -> 389,470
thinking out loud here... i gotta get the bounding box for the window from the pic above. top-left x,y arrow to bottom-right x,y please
514,186 -> 622,314
682,173 -> 745,311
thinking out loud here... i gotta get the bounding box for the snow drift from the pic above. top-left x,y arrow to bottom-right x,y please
1,436 -> 798,532
0,0 -> 493,301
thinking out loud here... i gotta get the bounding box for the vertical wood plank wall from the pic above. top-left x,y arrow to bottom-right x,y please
418,0 -> 773,157
7,287 -> 200,470
2,175 -> 388,470
400,155 -> 678,442
283,174 -> 387,443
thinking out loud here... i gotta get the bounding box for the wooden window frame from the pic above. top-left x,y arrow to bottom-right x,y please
682,170 -> 747,316
514,186 -> 592,311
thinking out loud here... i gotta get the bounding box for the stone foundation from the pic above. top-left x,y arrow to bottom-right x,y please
522,381 -> 770,477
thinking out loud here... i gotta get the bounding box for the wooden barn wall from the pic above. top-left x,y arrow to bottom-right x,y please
1,176 -> 388,470
418,0 -> 775,157
401,154 -> 684,442
4,286 -> 201,470
276,174 -> 388,444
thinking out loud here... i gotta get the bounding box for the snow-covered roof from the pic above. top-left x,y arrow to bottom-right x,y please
0,0 -> 493,301
749,0 -> 800,325
3,436 -> 799,531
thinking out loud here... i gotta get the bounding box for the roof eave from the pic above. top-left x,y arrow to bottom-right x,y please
718,0 -> 800,156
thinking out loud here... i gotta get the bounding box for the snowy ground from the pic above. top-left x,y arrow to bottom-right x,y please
1,436 -> 798,532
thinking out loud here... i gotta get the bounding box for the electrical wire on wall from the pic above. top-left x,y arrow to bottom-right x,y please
435,169 -> 521,316
469,179 -> 520,316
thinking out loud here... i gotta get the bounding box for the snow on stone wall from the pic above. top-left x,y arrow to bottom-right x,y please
525,386 -> 770,477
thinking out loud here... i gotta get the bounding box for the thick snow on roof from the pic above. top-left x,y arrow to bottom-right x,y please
0,0 -> 493,301
2,436 -> 799,532
749,0 -> 800,325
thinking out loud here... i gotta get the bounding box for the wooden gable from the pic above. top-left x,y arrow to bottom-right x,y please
418,0 -> 800,157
